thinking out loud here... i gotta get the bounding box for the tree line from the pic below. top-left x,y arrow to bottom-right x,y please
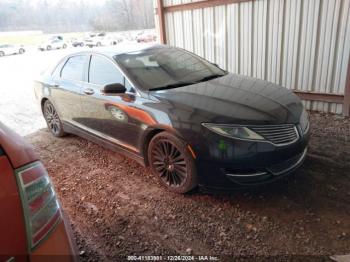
0,0 -> 155,33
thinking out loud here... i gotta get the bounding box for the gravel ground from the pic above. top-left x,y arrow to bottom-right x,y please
25,112 -> 350,261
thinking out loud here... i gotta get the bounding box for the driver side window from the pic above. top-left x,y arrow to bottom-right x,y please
89,55 -> 123,86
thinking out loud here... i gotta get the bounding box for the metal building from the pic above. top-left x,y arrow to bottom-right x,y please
154,0 -> 350,116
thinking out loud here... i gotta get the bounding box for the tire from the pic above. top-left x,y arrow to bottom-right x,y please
19,48 -> 25,54
148,132 -> 198,194
0,51 -> 4,57
43,100 -> 66,137
63,44 -> 67,49
46,45 -> 52,51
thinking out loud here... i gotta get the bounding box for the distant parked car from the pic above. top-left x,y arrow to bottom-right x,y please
136,34 -> 156,43
70,38 -> 85,47
106,35 -> 123,46
38,39 -> 67,51
0,122 -> 76,260
89,32 -> 105,38
0,44 -> 25,56
50,35 -> 64,41
84,38 -> 102,48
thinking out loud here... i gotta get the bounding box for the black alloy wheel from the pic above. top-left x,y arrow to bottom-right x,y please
148,132 -> 197,193
43,100 -> 66,137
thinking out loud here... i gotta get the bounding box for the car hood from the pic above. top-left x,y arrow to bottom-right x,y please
149,73 -> 304,125
0,122 -> 38,168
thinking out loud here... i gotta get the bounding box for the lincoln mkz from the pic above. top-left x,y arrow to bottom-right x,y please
34,45 -> 309,193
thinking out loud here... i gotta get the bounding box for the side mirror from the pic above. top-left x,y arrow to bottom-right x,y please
102,83 -> 126,94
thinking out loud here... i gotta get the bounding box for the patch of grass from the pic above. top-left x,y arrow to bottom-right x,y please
0,32 -> 85,46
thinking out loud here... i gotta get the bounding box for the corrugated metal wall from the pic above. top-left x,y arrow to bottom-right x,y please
154,0 -> 350,114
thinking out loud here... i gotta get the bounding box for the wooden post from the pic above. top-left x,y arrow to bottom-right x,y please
344,55 -> 350,117
157,0 -> 167,44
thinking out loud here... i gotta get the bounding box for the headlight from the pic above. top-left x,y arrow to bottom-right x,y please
202,123 -> 265,141
300,109 -> 309,133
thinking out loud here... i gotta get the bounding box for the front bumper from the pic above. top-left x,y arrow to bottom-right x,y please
223,147 -> 307,185
193,127 -> 309,189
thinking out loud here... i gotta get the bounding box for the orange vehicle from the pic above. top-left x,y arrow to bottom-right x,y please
0,122 -> 76,261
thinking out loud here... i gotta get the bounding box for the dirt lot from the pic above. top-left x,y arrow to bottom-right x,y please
26,112 -> 350,261
0,49 -> 72,135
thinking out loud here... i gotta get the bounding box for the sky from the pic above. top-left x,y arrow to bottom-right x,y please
30,0 -> 108,5
0,0 -> 109,7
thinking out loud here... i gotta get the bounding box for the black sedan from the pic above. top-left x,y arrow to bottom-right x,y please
34,44 -> 309,193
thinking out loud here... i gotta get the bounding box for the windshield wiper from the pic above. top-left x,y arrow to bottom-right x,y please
150,82 -> 196,91
149,73 -> 226,91
196,73 -> 226,83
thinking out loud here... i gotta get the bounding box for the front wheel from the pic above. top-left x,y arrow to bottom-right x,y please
148,132 -> 198,194
62,44 -> 67,49
43,100 -> 66,137
46,45 -> 52,51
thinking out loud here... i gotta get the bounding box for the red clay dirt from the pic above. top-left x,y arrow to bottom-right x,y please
26,112 -> 350,261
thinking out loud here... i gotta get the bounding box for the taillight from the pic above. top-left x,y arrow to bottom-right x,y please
15,161 -> 61,250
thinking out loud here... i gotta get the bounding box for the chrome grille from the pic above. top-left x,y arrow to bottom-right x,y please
250,125 -> 299,146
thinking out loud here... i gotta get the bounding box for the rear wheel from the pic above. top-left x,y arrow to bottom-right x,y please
46,45 -> 52,51
43,100 -> 66,137
19,48 -> 25,54
148,132 -> 198,194
62,44 -> 67,49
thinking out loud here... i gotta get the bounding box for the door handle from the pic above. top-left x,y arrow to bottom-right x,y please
83,88 -> 94,95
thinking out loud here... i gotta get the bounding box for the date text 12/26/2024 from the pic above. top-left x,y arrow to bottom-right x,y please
127,256 -> 220,261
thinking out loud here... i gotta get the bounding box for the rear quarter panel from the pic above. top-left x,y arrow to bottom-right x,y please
0,123 -> 38,168
0,155 -> 28,260
30,221 -> 76,261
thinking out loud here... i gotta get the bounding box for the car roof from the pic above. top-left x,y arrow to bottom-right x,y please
70,43 -> 167,58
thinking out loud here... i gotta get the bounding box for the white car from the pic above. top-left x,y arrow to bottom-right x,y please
106,35 -> 123,46
83,38 -> 103,48
0,44 -> 25,57
38,39 -> 67,51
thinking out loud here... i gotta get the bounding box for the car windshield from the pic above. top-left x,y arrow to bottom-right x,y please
115,47 -> 227,91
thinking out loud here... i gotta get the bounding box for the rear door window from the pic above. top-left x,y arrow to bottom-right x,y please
61,55 -> 86,81
52,59 -> 66,79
